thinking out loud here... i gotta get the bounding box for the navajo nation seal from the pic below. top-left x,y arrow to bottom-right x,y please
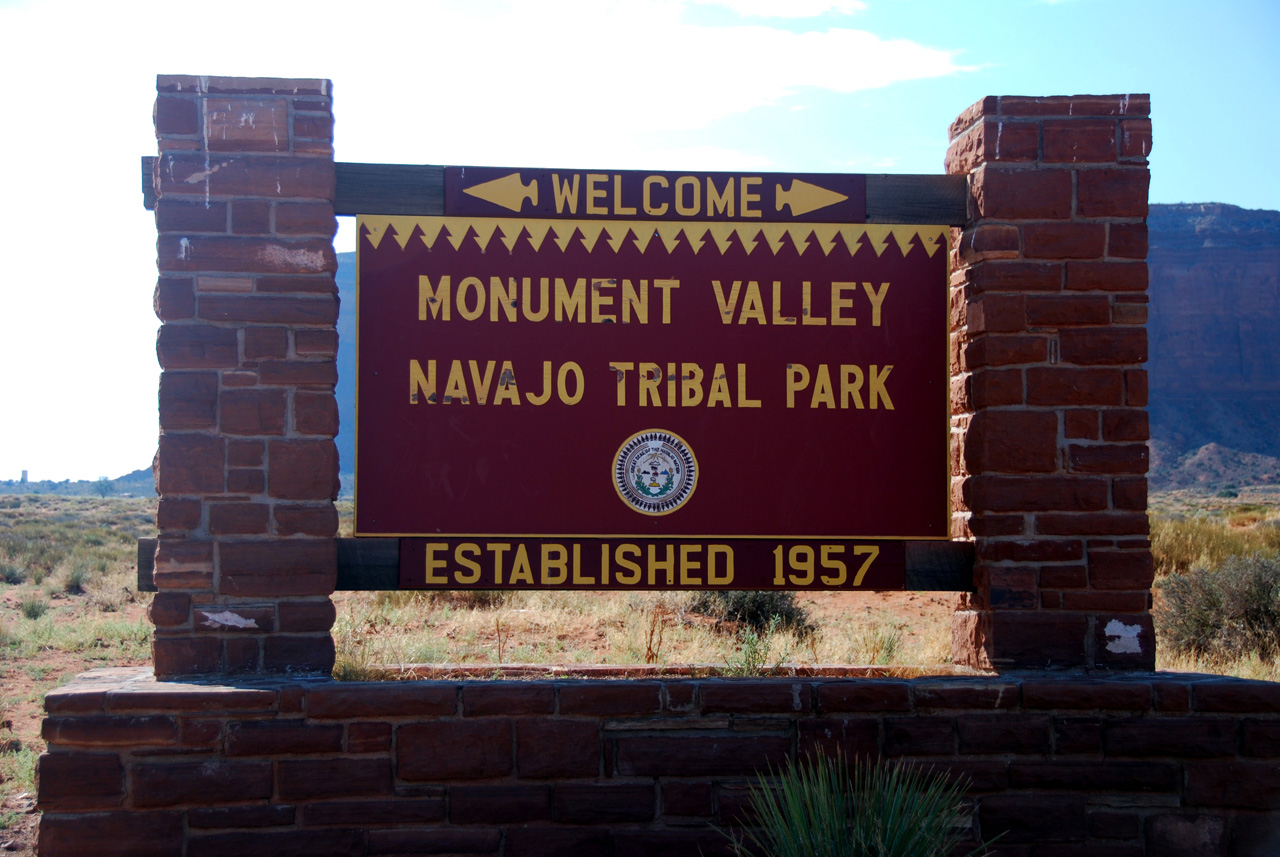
613,430 -> 698,515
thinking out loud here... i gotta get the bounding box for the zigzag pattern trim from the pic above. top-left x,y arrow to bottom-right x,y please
359,216 -> 949,259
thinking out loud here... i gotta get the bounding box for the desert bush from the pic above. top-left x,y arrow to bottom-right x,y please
1155,554 -> 1280,662
724,752 -> 991,857
64,564 -> 90,594
723,616 -> 794,677
852,624 -> 904,666
332,651 -> 380,682
19,594 -> 48,620
0,562 -> 23,585
689,590 -> 814,636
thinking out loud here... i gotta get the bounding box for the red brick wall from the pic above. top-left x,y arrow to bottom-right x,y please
946,95 -> 1154,670
147,81 -> 1155,675
38,669 -> 1280,856
151,75 -> 340,677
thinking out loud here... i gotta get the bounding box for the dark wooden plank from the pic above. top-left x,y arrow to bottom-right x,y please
141,156 -> 156,210
866,174 -> 968,225
336,538 -> 401,590
334,163 -> 445,216
904,540 -> 976,591
137,538 -> 157,592
335,538 -> 973,592
143,158 -> 968,225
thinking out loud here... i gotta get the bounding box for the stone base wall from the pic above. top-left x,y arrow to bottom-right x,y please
38,669 -> 1280,856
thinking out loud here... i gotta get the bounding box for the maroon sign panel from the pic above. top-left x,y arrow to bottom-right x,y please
356,172 -> 949,591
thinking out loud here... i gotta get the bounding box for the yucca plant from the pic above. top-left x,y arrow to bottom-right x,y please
725,752 -> 994,857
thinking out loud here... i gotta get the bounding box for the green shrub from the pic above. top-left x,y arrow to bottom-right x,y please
689,590 -> 814,635
723,616 -> 794,677
0,562 -> 24,585
724,752 -> 992,857
19,594 -> 48,620
332,657 -> 379,682
852,624 -> 903,665
1155,554 -> 1280,662
64,564 -> 90,594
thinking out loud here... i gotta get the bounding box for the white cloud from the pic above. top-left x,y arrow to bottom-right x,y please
323,2 -> 969,164
686,0 -> 868,17
0,0 -> 969,478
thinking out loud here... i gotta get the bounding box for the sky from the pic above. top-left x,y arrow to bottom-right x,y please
0,0 -> 1276,481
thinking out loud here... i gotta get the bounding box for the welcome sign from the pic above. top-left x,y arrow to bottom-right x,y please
355,167 -> 949,590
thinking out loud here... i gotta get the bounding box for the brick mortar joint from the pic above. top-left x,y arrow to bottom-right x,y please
152,143 -> 334,155
947,116 -> 985,146
966,164 -> 1148,188
207,531 -> 339,543
164,233 -> 338,245
156,193 -> 335,208
166,288 -> 337,303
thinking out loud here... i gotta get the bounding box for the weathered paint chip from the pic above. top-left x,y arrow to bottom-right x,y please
1104,619 -> 1142,654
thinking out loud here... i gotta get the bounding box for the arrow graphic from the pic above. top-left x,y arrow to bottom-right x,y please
774,179 -> 849,217
463,172 -> 539,213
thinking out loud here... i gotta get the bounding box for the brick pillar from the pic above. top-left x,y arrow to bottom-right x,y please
946,95 -> 1154,670
150,76 -> 339,677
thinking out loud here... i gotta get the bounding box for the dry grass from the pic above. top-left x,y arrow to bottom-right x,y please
0,495 -> 156,849
330,588 -> 954,679
1156,649 -> 1280,682
1150,494 -> 1280,579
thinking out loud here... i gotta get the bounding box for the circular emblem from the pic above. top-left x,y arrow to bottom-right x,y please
613,430 -> 698,516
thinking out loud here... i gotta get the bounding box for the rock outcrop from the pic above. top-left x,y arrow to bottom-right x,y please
1148,203 -> 1280,488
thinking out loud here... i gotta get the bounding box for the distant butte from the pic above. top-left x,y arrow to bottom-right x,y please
1148,203 -> 1280,489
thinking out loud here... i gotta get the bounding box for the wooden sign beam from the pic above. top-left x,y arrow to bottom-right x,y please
141,157 -> 968,226
136,538 -> 973,593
